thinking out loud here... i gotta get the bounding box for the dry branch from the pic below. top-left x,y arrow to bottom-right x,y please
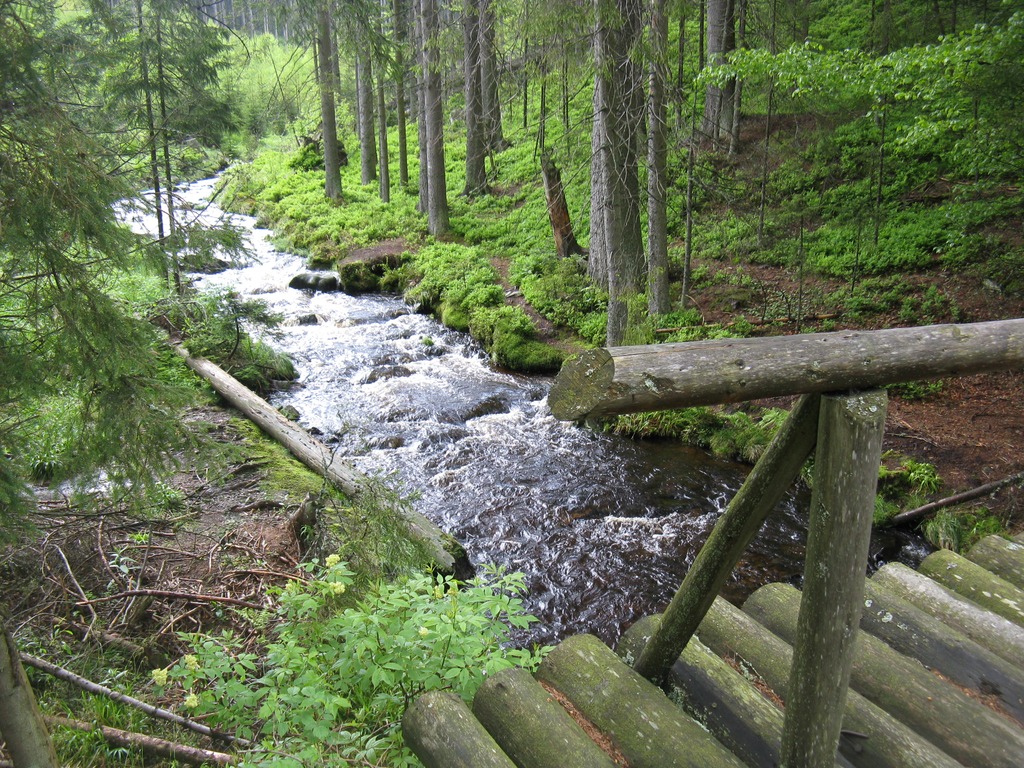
44,716 -> 238,766
889,471 -> 1024,526
18,654 -> 253,748
76,589 -> 264,611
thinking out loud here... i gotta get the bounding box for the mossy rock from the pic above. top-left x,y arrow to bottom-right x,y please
338,252 -> 408,294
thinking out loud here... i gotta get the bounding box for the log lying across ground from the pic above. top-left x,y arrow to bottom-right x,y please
402,691 -> 516,768
548,319 -> 1024,421
176,346 -> 467,575
918,548 -> 1024,627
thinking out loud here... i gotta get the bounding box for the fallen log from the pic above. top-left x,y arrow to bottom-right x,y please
44,716 -> 237,766
918,548 -> 1024,627
967,534 -> 1024,590
872,562 -> 1024,669
549,319 -> 1024,421
536,634 -> 745,768
889,471 -> 1024,526
745,582 -> 1024,768
860,578 -> 1024,724
695,597 -> 962,768
402,691 -> 516,768
175,346 -> 467,575
471,666 -> 616,768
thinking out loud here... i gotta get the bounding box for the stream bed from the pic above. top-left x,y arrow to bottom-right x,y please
175,177 -> 931,646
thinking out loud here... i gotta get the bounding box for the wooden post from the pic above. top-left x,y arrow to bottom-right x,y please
781,390 -> 887,768
548,319 -> 1024,421
632,394 -> 820,683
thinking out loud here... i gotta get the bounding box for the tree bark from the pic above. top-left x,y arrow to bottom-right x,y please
702,0 -> 735,143
392,0 -> 410,186
0,618 -> 60,768
748,581 -> 1024,768
889,471 -> 1024,526
536,634 -> 745,767
646,0 -> 670,315
414,0 -> 429,212
463,0 -> 488,196
918,548 -> 1024,627
871,562 -> 1024,669
376,10 -> 391,203
548,318 -> 1024,421
967,533 -> 1024,590
479,0 -> 507,152
471,667 -> 616,768
698,597 -> 964,768
402,691 -> 516,768
422,0 -> 450,234
45,716 -> 237,766
357,46 -> 378,184
541,153 -> 584,258
317,2 -> 342,201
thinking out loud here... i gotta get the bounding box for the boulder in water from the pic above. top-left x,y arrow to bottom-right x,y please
289,272 -> 341,293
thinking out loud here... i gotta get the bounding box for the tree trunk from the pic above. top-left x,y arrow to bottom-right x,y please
463,0 -> 488,196
479,0 -> 507,151
45,717 -> 236,767
392,0 -> 410,186
136,0 -> 165,248
702,0 -> 735,143
918,549 -> 1024,627
357,46 -> 378,184
967,533 -> 1024,590
541,153 -> 584,259
422,0 -> 450,234
317,2 -> 342,201
588,78 -> 608,289
593,0 -> 644,347
646,0 -> 670,315
0,618 -> 60,768
414,1 -> 429,212
377,8 -> 391,203
402,691 -> 516,768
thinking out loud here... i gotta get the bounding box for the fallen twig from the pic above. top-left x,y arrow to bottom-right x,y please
76,589 -> 264,611
20,654 -> 253,748
44,715 -> 239,766
889,471 -> 1024,526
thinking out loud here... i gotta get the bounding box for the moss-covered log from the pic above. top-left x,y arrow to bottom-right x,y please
536,634 -> 744,768
696,596 -> 960,768
549,319 -> 1024,421
745,582 -> 1024,768
860,579 -> 1024,723
967,535 -> 1024,590
918,548 -> 1024,627
471,667 -> 615,768
402,691 -> 515,768
620,615 -> 801,768
872,562 -> 1024,669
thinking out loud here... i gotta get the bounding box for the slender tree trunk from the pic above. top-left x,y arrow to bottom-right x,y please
728,0 -> 747,154
479,0 -> 507,151
463,0 -> 488,195
136,0 -> 164,249
377,60 -> 391,202
0,618 -> 60,768
357,46 -> 378,184
647,0 -> 670,315
392,0 -> 410,186
422,0 -> 450,234
317,2 -> 343,201
675,6 -> 686,130
681,92 -> 699,308
702,0 -> 735,143
542,153 -> 584,259
588,77 -> 608,290
154,12 -> 180,295
415,3 -> 429,213
593,0 -> 644,346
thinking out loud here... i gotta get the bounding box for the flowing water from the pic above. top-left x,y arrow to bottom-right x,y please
161,177 -> 931,646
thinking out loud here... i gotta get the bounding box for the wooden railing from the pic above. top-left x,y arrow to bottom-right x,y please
548,319 -> 1024,766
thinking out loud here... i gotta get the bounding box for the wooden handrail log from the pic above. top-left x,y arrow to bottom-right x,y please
548,319 -> 1024,420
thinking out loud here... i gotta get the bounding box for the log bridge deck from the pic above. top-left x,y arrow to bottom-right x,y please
403,320 -> 1024,767
405,534 -> 1024,767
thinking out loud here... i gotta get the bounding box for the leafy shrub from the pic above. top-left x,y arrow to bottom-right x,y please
923,508 -> 1005,553
160,560 -> 546,766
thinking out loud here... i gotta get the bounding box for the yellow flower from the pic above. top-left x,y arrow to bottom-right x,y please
183,655 -> 200,671
325,554 -> 341,568
331,582 -> 346,595
433,586 -> 445,600
151,668 -> 168,687
184,693 -> 200,709
418,626 -> 430,638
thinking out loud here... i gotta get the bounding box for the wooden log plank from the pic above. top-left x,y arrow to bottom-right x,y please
619,615 -> 850,768
536,634 -> 745,768
176,347 -> 463,574
745,582 -> 1024,768
402,691 -> 516,768
967,535 -> 1024,590
872,562 -> 1024,669
782,390 -> 887,768
918,549 -> 1024,627
471,667 -> 616,768
696,596 -> 962,768
860,579 -> 1024,724
549,319 -> 1024,420
44,716 -> 236,766
632,394 -> 820,683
